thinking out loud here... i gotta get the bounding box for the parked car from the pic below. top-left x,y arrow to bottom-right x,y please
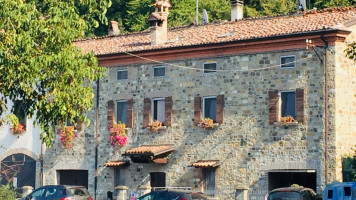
266,187 -> 321,200
138,188 -> 208,200
23,185 -> 93,200
324,182 -> 356,200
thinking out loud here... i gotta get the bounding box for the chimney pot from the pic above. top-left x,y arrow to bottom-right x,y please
231,0 -> 243,22
108,21 -> 120,36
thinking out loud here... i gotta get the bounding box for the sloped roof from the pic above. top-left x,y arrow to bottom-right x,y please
192,160 -> 220,168
124,144 -> 174,156
74,7 -> 356,56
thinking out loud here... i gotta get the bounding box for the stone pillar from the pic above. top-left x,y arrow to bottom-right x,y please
115,186 -> 128,200
21,186 -> 34,198
138,185 -> 151,197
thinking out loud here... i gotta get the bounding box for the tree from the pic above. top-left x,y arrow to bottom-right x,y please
0,0 -> 108,147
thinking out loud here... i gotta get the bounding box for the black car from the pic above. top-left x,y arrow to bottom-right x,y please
24,185 -> 93,200
266,187 -> 321,200
138,188 -> 208,200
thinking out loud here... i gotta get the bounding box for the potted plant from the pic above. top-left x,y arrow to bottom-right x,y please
148,120 -> 165,132
279,115 -> 298,126
198,118 -> 216,129
109,123 -> 128,147
58,126 -> 77,149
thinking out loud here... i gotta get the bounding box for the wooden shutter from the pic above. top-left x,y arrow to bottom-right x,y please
75,120 -> 82,131
295,88 -> 305,123
194,96 -> 202,126
107,100 -> 115,130
143,98 -> 151,128
164,96 -> 173,126
126,99 -> 134,128
268,91 -> 279,124
216,95 -> 224,124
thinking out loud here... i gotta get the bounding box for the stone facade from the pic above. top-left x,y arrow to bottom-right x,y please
44,32 -> 356,199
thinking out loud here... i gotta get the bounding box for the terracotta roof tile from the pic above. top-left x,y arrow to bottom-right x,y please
104,161 -> 127,167
75,7 -> 356,55
124,144 -> 174,156
192,160 -> 220,168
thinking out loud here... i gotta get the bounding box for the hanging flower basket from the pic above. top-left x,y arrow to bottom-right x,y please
58,126 -> 77,149
198,118 -> 218,129
10,123 -> 25,135
109,123 -> 128,147
148,120 -> 166,132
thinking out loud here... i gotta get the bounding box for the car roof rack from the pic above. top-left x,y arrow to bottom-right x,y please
152,187 -> 192,191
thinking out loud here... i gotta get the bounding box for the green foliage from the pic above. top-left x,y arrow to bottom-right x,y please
0,0 -> 107,147
0,184 -> 18,200
312,0 -> 356,9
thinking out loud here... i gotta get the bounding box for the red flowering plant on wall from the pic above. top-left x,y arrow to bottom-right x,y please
109,123 -> 127,147
58,126 -> 77,148
6,114 -> 25,135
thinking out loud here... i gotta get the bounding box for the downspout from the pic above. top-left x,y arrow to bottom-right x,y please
94,79 -> 100,200
321,34 -> 329,185
40,142 -> 43,186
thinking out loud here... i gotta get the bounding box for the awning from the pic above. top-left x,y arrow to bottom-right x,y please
122,144 -> 174,163
192,160 -> 220,168
104,160 -> 130,167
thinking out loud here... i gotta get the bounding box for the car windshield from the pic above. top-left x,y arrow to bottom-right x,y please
268,191 -> 303,200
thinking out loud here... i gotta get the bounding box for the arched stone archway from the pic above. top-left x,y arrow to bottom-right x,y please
0,149 -> 40,189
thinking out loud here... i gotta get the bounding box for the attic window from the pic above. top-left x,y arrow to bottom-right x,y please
280,55 -> 296,68
217,31 -> 236,38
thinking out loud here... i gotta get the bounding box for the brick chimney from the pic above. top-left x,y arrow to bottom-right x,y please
147,0 -> 171,46
231,0 -> 243,22
108,21 -> 120,36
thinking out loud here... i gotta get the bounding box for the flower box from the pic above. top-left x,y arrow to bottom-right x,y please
148,120 -> 166,132
275,115 -> 298,126
198,118 -> 219,129
110,123 -> 128,147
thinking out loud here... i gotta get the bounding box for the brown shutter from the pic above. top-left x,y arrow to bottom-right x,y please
126,99 -> 134,128
268,91 -> 279,124
75,120 -> 82,131
216,95 -> 224,124
143,98 -> 151,128
295,88 -> 305,123
164,96 -> 173,126
194,96 -> 202,126
107,100 -> 115,130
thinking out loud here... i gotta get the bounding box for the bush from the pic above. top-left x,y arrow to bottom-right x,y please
0,184 -> 18,200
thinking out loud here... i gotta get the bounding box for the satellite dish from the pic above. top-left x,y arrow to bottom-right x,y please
202,9 -> 209,24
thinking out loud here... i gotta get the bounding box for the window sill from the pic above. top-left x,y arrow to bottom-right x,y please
198,123 -> 220,129
274,122 -> 298,126
147,126 -> 167,132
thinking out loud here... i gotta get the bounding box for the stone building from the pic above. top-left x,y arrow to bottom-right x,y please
44,1 -> 356,199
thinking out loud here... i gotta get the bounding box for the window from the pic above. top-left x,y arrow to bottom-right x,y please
280,91 -> 296,118
203,63 -> 217,73
114,168 -> 125,187
152,98 -> 165,123
117,70 -> 128,80
138,192 -> 158,200
31,188 -> 45,198
13,100 -> 26,127
153,66 -> 165,78
327,190 -> 333,199
44,188 -> 57,198
116,100 -> 127,124
280,55 -> 296,68
203,168 -> 216,196
344,187 -> 351,196
203,96 -> 216,121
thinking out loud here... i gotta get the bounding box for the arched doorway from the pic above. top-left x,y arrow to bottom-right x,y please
0,153 -> 36,189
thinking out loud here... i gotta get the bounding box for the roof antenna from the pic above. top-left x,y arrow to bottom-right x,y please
202,9 -> 209,24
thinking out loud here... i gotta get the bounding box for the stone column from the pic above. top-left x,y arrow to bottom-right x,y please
115,186 -> 128,200
21,186 -> 34,198
138,185 -> 151,197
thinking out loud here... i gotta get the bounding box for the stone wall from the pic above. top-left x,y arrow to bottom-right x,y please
94,48 -> 328,199
42,44 -> 353,200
